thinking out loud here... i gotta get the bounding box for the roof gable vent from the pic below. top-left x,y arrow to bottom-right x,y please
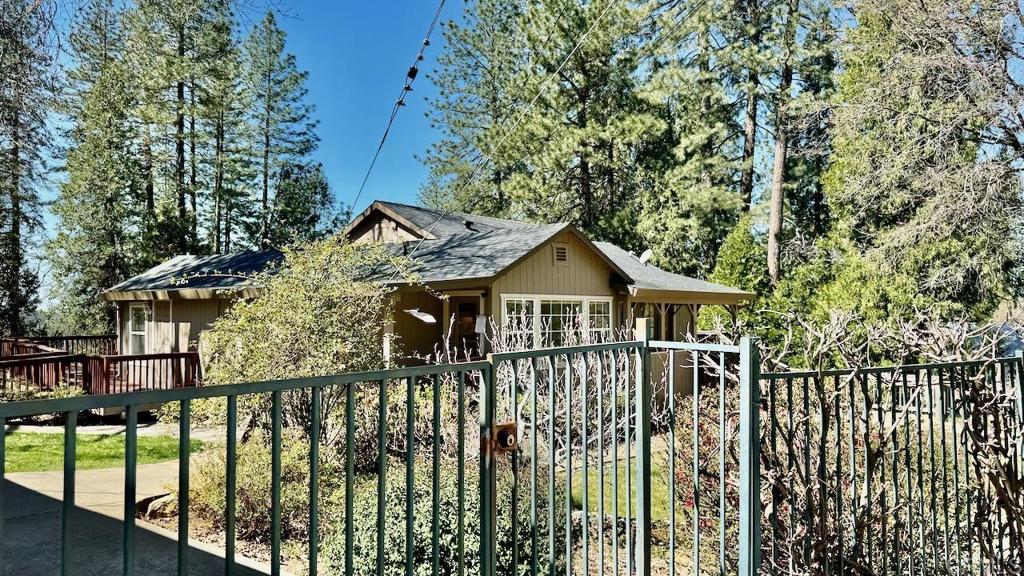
553,243 -> 570,266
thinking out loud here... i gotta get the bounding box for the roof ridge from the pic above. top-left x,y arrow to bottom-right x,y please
377,199 -> 556,229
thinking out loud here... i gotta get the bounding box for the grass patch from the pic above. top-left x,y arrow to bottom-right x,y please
568,456 -> 677,523
4,432 -> 203,473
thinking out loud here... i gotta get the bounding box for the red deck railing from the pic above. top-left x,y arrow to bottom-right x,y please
19,334 -> 117,355
0,337 -> 199,397
89,352 -> 200,395
0,354 -> 93,394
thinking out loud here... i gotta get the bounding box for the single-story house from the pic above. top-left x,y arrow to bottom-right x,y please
102,201 -> 754,368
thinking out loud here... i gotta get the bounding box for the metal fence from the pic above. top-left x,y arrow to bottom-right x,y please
761,357 -> 1024,575
0,332 -> 1019,576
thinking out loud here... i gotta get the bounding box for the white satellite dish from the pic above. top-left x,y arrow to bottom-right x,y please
404,308 -> 437,324
639,249 -> 654,264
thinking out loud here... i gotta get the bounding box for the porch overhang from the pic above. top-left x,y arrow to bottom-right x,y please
626,286 -> 755,306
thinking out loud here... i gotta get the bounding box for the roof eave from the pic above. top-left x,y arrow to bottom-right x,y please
101,287 -> 264,301
627,286 -> 755,306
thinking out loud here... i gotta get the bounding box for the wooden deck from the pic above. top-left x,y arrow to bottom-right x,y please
0,337 -> 199,397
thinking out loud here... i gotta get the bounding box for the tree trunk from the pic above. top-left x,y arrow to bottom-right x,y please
175,25 -> 186,251
8,110 -> 23,335
259,50 -> 273,248
214,112 -> 224,254
739,0 -> 761,211
740,76 -> 758,210
142,128 -> 154,215
767,0 -> 798,283
188,82 -> 197,247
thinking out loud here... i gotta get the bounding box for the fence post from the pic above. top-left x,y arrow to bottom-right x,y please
739,336 -> 762,576
634,318 -> 652,576
479,358 -> 497,576
1016,351 -> 1024,470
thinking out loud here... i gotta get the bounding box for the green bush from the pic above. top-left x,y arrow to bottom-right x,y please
320,459 -> 569,576
186,429 -> 342,543
1,383 -> 86,422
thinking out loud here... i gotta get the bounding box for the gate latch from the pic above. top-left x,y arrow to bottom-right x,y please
482,421 -> 518,455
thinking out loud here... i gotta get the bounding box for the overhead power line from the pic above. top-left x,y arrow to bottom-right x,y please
348,0 -> 447,215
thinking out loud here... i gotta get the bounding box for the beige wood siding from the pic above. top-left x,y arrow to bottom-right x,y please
172,300 -> 221,351
118,299 -> 228,354
489,231 -> 617,322
348,213 -> 420,244
393,290 -> 443,360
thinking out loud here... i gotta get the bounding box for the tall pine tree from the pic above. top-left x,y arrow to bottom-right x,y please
241,11 -> 319,249
637,0 -> 746,276
420,0 -> 526,215
0,0 -> 55,335
49,0 -> 142,333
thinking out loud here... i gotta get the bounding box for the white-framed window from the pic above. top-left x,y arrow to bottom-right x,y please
588,300 -> 612,342
128,303 -> 148,355
503,298 -> 535,348
501,294 -> 614,348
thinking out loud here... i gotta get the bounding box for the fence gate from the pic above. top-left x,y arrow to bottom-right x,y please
479,322 -> 759,576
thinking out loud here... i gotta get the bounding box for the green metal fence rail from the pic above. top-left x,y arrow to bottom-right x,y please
0,333 -> 1020,576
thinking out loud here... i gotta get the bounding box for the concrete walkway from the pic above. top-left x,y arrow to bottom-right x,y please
3,462 -> 275,575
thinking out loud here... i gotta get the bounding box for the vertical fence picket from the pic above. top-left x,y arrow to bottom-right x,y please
738,337 -> 761,576
457,371 -> 466,576
309,386 -> 320,576
225,395 -> 237,576
377,379 -> 387,576
178,400 -> 190,576
346,382 -> 355,576
62,410 -> 77,576
635,321 -> 652,576
479,363 -> 496,576
0,415 -> 4,576
123,404 -> 137,576
270,391 -> 282,576
564,354 -> 573,576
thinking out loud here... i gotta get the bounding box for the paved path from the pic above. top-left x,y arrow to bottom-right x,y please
3,462 -> 275,576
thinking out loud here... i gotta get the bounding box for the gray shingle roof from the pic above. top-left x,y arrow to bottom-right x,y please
378,200 -> 535,237
104,249 -> 283,293
104,201 -> 753,301
594,241 -> 753,297
367,223 -> 569,284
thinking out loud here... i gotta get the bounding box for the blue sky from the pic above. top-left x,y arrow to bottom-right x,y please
270,0 -> 456,215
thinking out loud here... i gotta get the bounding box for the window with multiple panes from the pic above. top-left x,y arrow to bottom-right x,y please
540,299 -> 583,347
588,300 -> 612,342
128,304 -> 148,355
502,295 -> 613,348
503,298 -> 535,347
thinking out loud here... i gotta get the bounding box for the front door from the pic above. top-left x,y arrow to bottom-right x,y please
455,299 -> 480,358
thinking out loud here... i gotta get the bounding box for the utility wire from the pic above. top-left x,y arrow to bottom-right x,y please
389,0 -> 709,283
348,0 -> 447,215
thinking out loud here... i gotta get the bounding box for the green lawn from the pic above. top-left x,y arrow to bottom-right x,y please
568,456 -> 677,523
4,432 -> 203,473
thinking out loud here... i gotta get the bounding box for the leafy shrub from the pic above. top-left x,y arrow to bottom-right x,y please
186,429 -> 342,543
320,459 -> 569,576
0,383 -> 86,422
